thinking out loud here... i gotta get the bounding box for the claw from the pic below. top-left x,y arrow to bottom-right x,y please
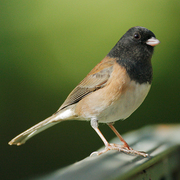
90,151 -> 99,157
90,147 -> 110,157
90,144 -> 148,157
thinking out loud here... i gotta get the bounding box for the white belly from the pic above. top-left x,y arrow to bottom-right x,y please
98,82 -> 151,123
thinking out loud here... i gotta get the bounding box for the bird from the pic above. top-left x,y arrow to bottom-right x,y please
8,26 -> 160,157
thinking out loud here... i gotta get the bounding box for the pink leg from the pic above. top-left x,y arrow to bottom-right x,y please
108,123 -> 130,149
90,119 -> 148,157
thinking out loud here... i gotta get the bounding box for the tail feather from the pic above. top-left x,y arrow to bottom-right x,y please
8,115 -> 62,146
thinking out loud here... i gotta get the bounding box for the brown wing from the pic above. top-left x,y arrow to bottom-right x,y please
58,56 -> 116,111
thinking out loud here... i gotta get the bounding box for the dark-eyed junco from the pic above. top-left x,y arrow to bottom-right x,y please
9,26 -> 160,157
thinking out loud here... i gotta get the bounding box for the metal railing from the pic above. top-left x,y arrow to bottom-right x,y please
34,124 -> 180,180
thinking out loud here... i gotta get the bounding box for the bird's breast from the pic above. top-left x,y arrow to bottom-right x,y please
75,63 -> 151,123
98,81 -> 151,123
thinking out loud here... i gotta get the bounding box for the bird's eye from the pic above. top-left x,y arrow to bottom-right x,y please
133,33 -> 141,40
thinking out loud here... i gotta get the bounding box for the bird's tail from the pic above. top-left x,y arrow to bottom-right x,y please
8,108 -> 75,146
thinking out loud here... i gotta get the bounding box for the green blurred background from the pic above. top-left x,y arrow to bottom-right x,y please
1,1 -> 180,179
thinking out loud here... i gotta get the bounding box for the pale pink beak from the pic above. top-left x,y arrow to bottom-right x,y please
146,37 -> 160,46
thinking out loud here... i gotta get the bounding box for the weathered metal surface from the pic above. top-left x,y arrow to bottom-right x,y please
34,125 -> 180,180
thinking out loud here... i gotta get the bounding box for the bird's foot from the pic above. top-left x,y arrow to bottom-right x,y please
90,143 -> 148,157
